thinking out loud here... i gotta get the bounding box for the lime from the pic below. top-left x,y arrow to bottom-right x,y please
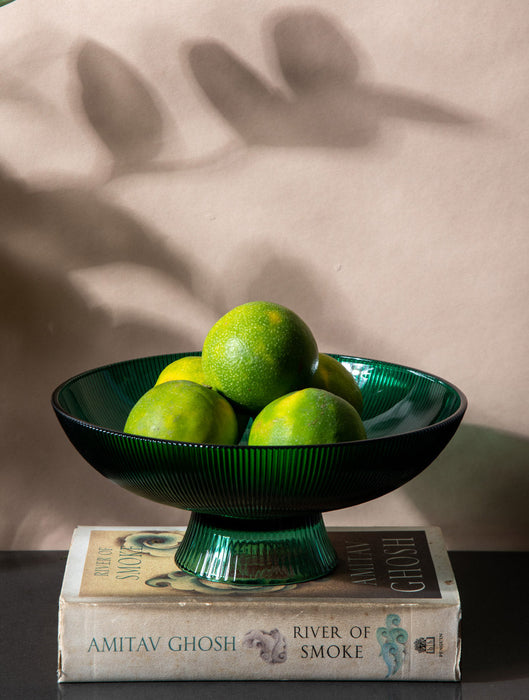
248,387 -> 366,446
155,356 -> 250,442
155,356 -> 207,387
124,380 -> 238,444
310,353 -> 363,415
202,301 -> 319,412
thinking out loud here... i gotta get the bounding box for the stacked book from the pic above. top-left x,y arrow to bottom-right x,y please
58,525 -> 460,682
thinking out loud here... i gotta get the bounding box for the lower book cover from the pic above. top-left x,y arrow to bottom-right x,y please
58,525 -> 461,682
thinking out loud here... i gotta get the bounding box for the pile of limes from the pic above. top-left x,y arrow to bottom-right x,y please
124,301 -> 366,446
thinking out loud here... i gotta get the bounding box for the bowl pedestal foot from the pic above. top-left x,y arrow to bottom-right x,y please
175,512 -> 337,585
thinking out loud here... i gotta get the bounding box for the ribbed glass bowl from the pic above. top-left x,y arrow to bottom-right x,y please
52,353 -> 466,585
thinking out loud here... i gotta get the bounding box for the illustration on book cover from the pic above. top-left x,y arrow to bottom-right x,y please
81,528 -> 442,599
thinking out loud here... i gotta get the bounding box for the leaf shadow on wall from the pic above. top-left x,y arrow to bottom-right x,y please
0,166 -> 202,548
77,39 -> 166,177
222,243 -> 399,362
231,248 -> 529,551
185,10 -> 529,553
1,8 -> 483,548
186,8 -> 479,149
0,41 -> 227,547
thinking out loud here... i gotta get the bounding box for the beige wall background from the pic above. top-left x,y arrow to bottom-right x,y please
1,0 -> 528,551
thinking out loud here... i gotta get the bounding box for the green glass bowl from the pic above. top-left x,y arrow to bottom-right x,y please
52,353 -> 466,585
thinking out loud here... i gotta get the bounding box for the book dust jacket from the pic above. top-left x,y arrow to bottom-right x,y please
58,526 -> 461,682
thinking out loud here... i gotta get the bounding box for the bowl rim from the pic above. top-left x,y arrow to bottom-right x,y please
51,352 -> 468,450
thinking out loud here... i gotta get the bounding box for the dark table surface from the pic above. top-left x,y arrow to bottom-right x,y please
1,550 -> 528,700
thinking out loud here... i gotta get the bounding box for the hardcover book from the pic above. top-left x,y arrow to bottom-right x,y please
58,525 -> 461,682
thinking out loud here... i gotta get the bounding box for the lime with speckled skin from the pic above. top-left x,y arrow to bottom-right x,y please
154,357 -> 250,441
248,387 -> 366,446
155,356 -> 207,387
124,380 -> 238,444
310,353 -> 363,415
201,301 -> 319,413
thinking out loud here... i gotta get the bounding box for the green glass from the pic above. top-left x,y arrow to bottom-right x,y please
52,353 -> 467,585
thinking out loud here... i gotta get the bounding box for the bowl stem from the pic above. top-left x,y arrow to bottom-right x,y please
176,512 -> 337,585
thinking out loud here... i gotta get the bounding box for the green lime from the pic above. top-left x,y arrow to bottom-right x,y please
248,387 -> 366,446
124,380 -> 238,445
202,301 -> 319,412
155,356 -> 207,387
311,353 -> 363,415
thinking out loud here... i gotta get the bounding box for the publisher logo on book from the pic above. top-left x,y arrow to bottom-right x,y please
414,633 -> 444,657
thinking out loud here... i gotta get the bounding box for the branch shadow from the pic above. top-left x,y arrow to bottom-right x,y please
186,8 -> 480,149
1,173 -> 192,284
220,240 -> 403,368
0,156 -> 220,547
0,33 -> 238,547
0,8 -> 488,552
226,247 -> 364,350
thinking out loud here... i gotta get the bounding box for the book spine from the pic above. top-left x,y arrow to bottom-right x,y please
58,599 -> 461,682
